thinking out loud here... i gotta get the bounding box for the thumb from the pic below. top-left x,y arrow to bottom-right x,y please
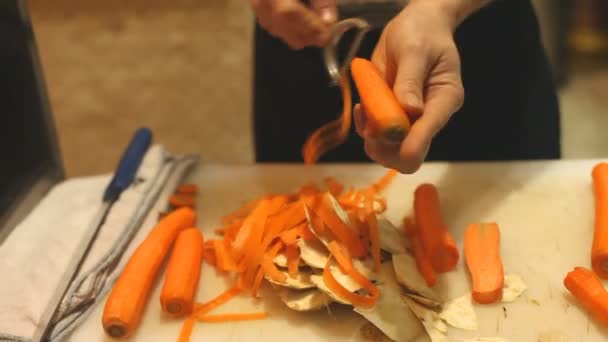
309,0 -> 338,25
392,51 -> 427,116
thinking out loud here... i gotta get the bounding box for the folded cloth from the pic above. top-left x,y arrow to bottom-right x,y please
0,145 -> 198,341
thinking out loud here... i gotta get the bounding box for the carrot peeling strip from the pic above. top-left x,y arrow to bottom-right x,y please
325,177 -> 344,196
251,266 -> 265,298
285,244 -> 301,276
323,257 -> 378,308
279,224 -> 305,246
214,240 -> 237,272
327,240 -> 353,274
564,266 -> 608,326
169,194 -> 196,208
177,317 -> 196,342
221,197 -> 264,226
197,312 -> 268,323
262,242 -> 287,283
404,217 -> 436,287
193,286 -> 242,316
371,169 -> 398,193
464,223 -> 504,304
316,194 -> 365,257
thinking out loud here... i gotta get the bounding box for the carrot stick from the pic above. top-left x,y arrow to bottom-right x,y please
169,194 -> 196,208
592,163 -> 608,278
160,228 -> 204,317
404,217 -> 436,287
102,207 -> 196,339
350,57 -> 411,144
285,244 -> 300,276
464,223 -> 504,304
564,266 -> 608,326
414,183 -> 459,273
196,312 -> 268,322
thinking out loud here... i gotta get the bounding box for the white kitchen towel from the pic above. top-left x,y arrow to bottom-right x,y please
0,144 -> 198,341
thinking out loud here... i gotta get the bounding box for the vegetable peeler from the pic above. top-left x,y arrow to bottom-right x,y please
32,127 -> 153,342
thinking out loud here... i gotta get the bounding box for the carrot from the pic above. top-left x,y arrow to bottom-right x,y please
102,207 -> 196,339
464,223 -> 504,304
285,244 -> 300,276
414,183 -> 459,272
592,163 -> 608,278
315,193 -> 365,257
323,257 -> 379,308
564,266 -> 608,326
169,194 -> 196,208
177,183 -> 198,195
196,312 -> 268,323
160,228 -> 204,317
350,57 -> 411,144
404,217 -> 436,287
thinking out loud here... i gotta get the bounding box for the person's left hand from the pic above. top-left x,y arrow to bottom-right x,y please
354,0 -> 465,174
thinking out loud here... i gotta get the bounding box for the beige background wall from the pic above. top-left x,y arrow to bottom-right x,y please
28,0 -> 608,177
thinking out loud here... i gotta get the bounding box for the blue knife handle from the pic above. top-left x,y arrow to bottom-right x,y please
103,127 -> 153,202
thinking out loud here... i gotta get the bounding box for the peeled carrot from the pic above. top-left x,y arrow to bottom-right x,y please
414,183 -> 459,273
564,266 -> 608,326
102,207 -> 196,339
160,228 -> 204,317
350,57 -> 411,144
592,163 -> 608,278
464,223 -> 504,304
404,217 -> 436,287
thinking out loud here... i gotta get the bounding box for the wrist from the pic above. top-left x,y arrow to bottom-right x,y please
408,0 -> 491,31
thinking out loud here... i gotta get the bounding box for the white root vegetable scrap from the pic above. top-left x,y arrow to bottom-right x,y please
377,218 -> 407,254
401,295 -> 448,342
392,253 -> 441,304
439,294 -> 478,331
298,238 -> 328,269
273,253 -> 304,268
501,273 -> 527,303
277,287 -> 331,312
354,262 -> 425,342
265,269 -> 316,290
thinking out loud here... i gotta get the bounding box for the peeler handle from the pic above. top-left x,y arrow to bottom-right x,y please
103,127 -> 153,202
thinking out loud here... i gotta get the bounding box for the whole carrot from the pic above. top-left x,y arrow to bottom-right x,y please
414,183 -> 459,272
592,163 -> 608,278
160,228 -> 204,317
350,57 -> 411,144
464,223 -> 504,304
102,207 -> 196,338
564,266 -> 608,326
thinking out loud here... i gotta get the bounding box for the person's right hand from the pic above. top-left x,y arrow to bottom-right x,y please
251,0 -> 338,50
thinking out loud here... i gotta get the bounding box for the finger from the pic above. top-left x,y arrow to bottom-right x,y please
399,83 -> 464,172
392,48 -> 428,116
309,0 -> 338,25
353,104 -> 367,137
271,0 -> 327,47
364,139 -> 402,169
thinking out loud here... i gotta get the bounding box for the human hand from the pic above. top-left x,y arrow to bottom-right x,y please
354,0 -> 466,173
251,0 -> 338,49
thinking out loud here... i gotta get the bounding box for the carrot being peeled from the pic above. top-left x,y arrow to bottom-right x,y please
414,183 -> 459,273
160,228 -> 204,317
564,266 -> 608,326
102,207 -> 196,339
350,57 -> 411,144
464,223 -> 504,304
592,163 -> 608,278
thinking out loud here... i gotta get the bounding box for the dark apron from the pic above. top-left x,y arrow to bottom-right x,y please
252,0 -> 561,163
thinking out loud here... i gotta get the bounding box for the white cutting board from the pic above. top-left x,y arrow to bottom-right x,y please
69,161 -> 608,342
